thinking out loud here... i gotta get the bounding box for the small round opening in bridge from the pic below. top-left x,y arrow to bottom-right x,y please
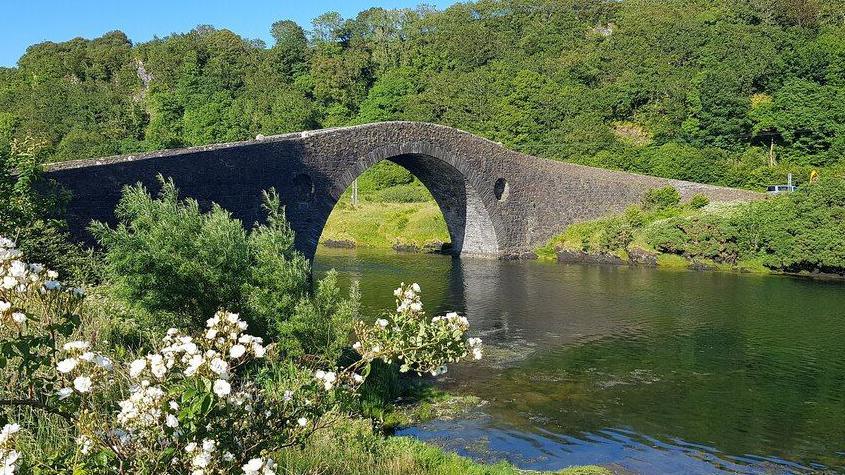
494,178 -> 509,202
293,173 -> 315,202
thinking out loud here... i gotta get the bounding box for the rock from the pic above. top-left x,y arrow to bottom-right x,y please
688,260 -> 715,271
556,249 -> 624,266
393,242 -> 421,253
321,239 -> 355,249
422,241 -> 451,254
629,248 -> 658,267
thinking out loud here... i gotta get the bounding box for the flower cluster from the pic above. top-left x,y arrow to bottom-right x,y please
55,340 -> 113,398
352,283 -> 483,376
0,423 -> 20,474
127,311 -> 266,396
1,237 -> 83,331
242,456 -> 277,475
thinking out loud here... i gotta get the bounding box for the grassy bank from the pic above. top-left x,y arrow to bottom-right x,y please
537,180 -> 845,278
282,418 -> 610,475
321,198 -> 449,250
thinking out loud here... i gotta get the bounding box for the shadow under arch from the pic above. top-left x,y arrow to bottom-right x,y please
305,145 -> 503,261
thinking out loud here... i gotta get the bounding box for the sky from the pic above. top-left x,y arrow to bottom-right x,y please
0,0 -> 458,67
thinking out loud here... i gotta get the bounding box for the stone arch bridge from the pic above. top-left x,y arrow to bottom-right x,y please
45,122 -> 759,260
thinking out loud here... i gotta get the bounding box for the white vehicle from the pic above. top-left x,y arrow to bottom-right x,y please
766,174 -> 797,194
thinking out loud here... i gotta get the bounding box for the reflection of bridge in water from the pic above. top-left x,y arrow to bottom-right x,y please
46,122 -> 759,259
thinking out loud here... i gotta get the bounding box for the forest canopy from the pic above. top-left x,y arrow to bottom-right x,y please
2,0 -> 845,190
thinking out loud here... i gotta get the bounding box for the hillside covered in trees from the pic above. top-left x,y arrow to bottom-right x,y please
2,0 -> 845,190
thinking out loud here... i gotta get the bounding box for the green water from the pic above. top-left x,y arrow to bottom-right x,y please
314,247 -> 845,474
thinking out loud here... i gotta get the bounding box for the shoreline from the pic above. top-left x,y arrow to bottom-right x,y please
318,241 -> 845,282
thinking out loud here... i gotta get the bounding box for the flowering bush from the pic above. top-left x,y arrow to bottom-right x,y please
353,283 -> 483,376
0,236 -> 87,420
0,236 -> 482,474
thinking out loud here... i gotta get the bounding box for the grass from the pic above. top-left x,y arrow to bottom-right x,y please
278,418 -> 611,475
535,200 -> 777,277
321,200 -> 449,249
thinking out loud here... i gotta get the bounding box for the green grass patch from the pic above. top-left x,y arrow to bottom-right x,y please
322,200 -> 449,249
278,418 -> 612,475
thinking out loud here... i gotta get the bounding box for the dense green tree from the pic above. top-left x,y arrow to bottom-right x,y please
2,0 -> 845,191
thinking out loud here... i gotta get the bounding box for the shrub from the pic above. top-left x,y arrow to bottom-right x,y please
641,186 -> 681,211
0,138 -> 93,281
0,240 -> 484,474
596,218 -> 635,252
90,176 -> 356,360
689,194 -> 710,209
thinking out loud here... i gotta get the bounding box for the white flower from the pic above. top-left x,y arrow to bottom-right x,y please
0,423 -> 19,444
223,451 -> 235,462
430,365 -> 448,377
376,318 -> 388,328
202,438 -> 216,452
243,458 -> 263,474
209,358 -> 229,377
352,373 -> 364,384
1,449 -> 19,473
10,312 -> 25,324
352,341 -> 362,351
229,344 -> 246,359
472,347 -> 483,360
77,434 -> 93,455
252,344 -> 266,358
56,387 -> 73,399
283,390 -> 293,402
185,442 -> 197,453
193,452 -> 212,468
129,358 -> 146,378
205,329 -> 218,340
62,341 -> 89,351
0,301 -> 11,313
0,277 -> 15,290
393,287 -> 403,297
411,283 -> 420,293
56,358 -> 78,374
297,417 -> 308,427
212,379 -> 231,397
166,414 -> 179,428
410,302 -> 423,312
94,354 -> 114,371
73,376 -> 92,393
169,401 -> 179,411
44,280 -> 62,291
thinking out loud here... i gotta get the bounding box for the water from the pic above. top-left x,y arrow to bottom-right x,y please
313,247 -> 845,474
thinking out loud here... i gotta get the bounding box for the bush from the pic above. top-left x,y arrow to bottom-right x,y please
641,186 -> 681,211
0,240 -> 485,474
0,138 -> 93,281
688,194 -> 710,209
90,176 -> 356,361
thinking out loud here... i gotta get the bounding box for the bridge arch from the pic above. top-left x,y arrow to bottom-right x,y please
299,141 -> 504,260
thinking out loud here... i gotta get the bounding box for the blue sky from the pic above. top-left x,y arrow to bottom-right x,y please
0,0 -> 458,67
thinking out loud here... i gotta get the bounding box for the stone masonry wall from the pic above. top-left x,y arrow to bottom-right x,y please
44,122 -> 762,259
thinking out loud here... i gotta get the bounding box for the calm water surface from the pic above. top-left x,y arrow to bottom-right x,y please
314,247 -> 845,474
